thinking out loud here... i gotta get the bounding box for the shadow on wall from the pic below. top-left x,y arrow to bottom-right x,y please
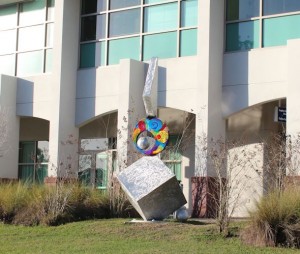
16,78 -> 34,117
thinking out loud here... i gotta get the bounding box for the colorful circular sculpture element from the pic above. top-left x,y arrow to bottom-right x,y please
132,117 -> 169,155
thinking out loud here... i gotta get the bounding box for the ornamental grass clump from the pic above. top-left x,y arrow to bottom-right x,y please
241,186 -> 300,248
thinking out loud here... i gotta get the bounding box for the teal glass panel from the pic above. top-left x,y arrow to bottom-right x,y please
19,165 -> 34,184
181,0 -> 198,27
96,152 -> 108,189
226,0 -> 259,21
263,15 -> 300,47
96,41 -> 106,66
165,162 -> 181,181
109,9 -> 140,37
226,20 -> 259,51
80,43 -> 96,68
45,49 -> 53,73
19,141 -> 35,163
264,0 -> 300,15
46,23 -> 54,47
144,0 -> 170,4
180,29 -> 197,57
36,164 -> 48,184
144,3 -> 178,33
78,169 -> 91,186
19,0 -> 46,26
143,32 -> 177,61
0,54 -> 15,76
110,0 -> 140,10
47,0 -> 55,21
81,0 -> 97,14
18,25 -> 44,51
0,30 -> 16,54
17,50 -> 44,76
0,4 -> 17,30
108,37 -> 140,65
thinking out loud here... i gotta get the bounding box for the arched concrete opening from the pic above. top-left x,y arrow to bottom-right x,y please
225,99 -> 286,217
18,117 -> 50,184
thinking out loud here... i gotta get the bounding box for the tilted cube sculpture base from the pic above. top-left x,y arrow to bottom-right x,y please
117,156 -> 187,221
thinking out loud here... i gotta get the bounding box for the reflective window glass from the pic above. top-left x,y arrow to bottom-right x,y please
226,20 -> 259,51
95,41 -> 106,66
17,50 -> 44,76
0,4 -> 17,30
45,49 -> 53,72
81,15 -> 97,41
144,0 -> 170,4
0,30 -> 16,54
0,54 -> 15,76
19,0 -> 46,26
144,3 -> 178,33
143,32 -> 177,61
18,25 -> 44,51
264,0 -> 300,15
263,15 -> 300,47
81,0 -> 97,14
226,0 -> 259,21
109,9 -> 140,37
47,0 -> 55,21
180,29 -> 197,56
110,0 -> 140,10
46,23 -> 54,47
80,43 -> 96,68
97,14 -> 106,39
181,0 -> 198,27
98,0 -> 107,12
108,37 -> 140,65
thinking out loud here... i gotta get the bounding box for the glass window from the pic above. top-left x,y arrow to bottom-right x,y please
19,0 -> 46,26
144,0 -> 170,4
110,0 -> 140,10
18,25 -> 44,51
81,15 -> 97,41
98,0 -> 107,12
109,9 -> 140,37
96,152 -> 108,189
97,14 -> 106,39
95,41 -> 106,66
0,4 -> 17,30
0,54 -> 15,76
226,0 -> 259,21
46,23 -> 54,47
17,50 -> 44,76
81,0 -> 97,14
263,15 -> 300,47
144,3 -> 178,33
80,43 -> 96,68
19,141 -> 35,163
180,29 -> 197,57
0,30 -> 16,54
47,0 -> 55,21
45,49 -> 53,73
226,20 -> 259,51
143,31 -> 177,61
264,0 -> 300,15
181,0 -> 198,27
108,37 -> 140,65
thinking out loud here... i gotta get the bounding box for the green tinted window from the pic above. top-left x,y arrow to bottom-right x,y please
17,51 -> 44,76
0,30 -> 16,54
0,54 -> 15,76
143,32 -> 177,61
110,0 -> 140,10
263,0 -> 300,15
108,37 -> 140,65
181,0 -> 198,27
144,3 -> 178,33
226,20 -> 259,51
180,29 -> 197,56
0,4 -> 17,30
80,43 -> 96,68
226,0 -> 259,21
144,0 -> 170,3
18,25 -> 44,51
263,15 -> 300,47
96,42 -> 106,66
19,0 -> 46,26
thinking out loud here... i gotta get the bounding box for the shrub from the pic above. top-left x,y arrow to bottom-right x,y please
241,186 -> 300,248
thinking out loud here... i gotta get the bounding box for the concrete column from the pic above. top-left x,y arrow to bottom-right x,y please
286,39 -> 300,176
0,75 -> 20,179
48,0 -> 80,178
117,59 -> 147,171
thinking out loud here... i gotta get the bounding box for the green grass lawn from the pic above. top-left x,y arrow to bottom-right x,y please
0,219 -> 299,254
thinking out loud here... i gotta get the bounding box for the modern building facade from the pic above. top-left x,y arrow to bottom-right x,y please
0,0 -> 299,217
